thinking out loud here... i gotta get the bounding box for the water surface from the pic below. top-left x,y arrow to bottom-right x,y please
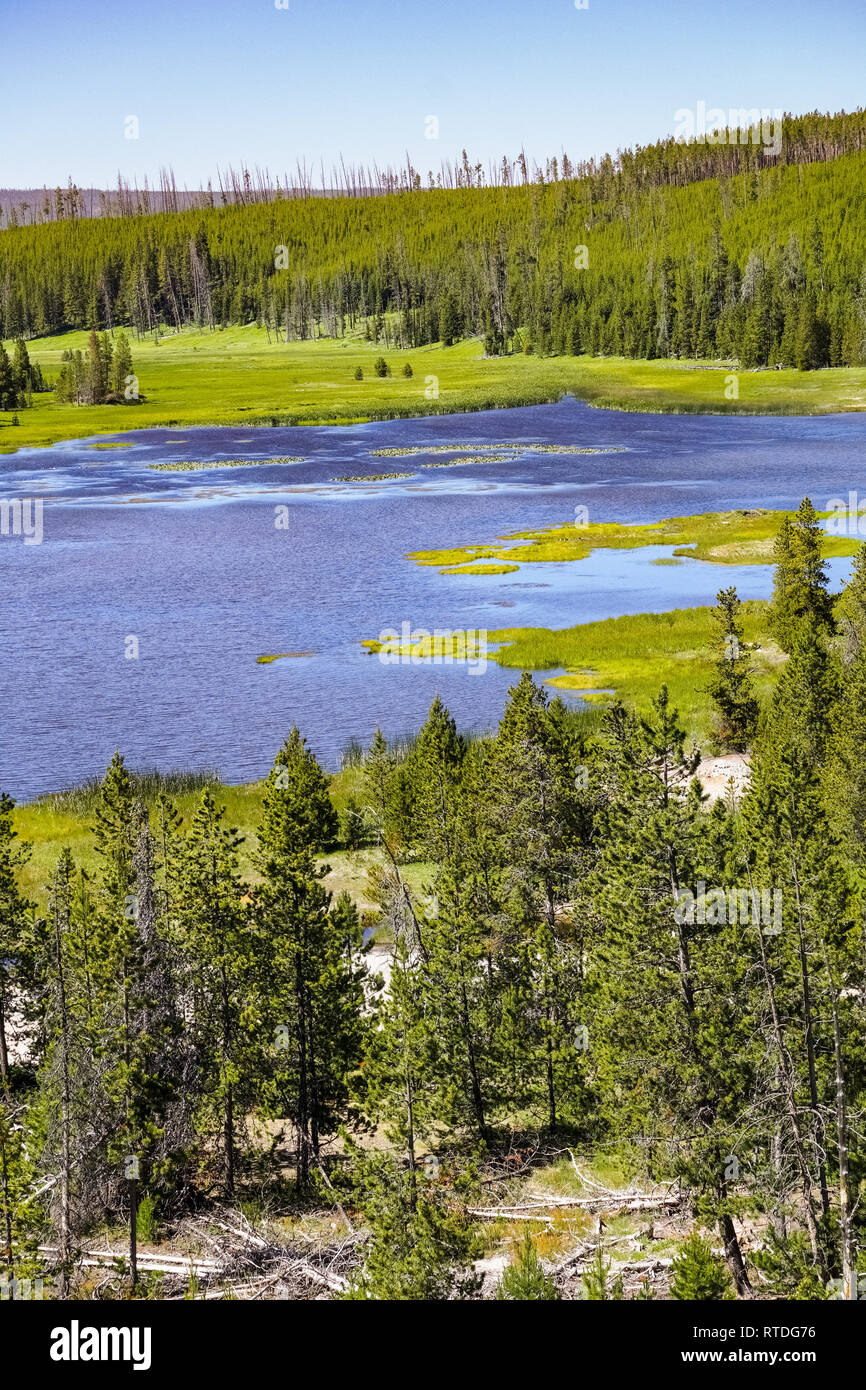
1,397 -> 863,800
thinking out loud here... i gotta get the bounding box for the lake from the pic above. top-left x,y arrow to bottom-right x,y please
1,396 -> 864,801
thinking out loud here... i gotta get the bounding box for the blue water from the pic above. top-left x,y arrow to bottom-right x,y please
1,396 -> 864,801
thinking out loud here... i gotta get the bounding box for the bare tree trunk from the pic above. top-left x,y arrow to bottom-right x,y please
789,849 -> 831,1217
746,863 -> 823,1266
0,987 -> 8,1085
295,951 -> 309,1188
669,855 -> 749,1290
53,869 -> 73,1299
225,1082 -> 235,1198
0,1115 -> 15,1285
822,942 -> 857,1298
720,1207 -> 751,1297
459,969 -> 487,1139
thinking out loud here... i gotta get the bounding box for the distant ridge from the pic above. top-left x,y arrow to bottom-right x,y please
3,108 -> 865,229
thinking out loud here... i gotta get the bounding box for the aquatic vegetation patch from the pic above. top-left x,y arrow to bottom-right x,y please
409,507 -> 861,572
333,471 -> 415,481
150,455 -> 305,471
439,563 -> 520,575
420,453 -> 512,467
358,601 -> 779,736
362,630 -> 487,663
488,602 -> 779,738
370,442 -> 625,459
257,651 -> 317,663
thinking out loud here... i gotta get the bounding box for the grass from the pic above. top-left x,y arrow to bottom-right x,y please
3,324 -> 866,453
256,651 -> 316,662
359,594 -> 780,737
12,760 -> 433,914
487,601 -> 779,738
14,774 -> 267,901
439,563 -> 520,575
409,507 -> 862,573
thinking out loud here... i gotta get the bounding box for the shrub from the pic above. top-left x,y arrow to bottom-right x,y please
496,1233 -> 560,1300
671,1231 -> 735,1300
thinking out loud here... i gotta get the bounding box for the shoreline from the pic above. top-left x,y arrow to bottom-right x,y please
3,327 -> 866,454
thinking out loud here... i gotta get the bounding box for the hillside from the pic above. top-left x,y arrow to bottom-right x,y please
2,111 -> 866,374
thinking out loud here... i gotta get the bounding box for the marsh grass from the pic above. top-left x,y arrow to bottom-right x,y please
411,507 -> 861,573
489,601 -> 779,738
12,751 -> 432,912
35,765 -> 222,816
440,563 -> 520,575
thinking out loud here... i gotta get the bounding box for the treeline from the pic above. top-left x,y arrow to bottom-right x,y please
2,111 -> 866,369
1,503 -> 865,1298
0,337 -> 45,412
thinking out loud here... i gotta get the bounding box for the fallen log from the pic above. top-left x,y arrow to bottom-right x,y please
560,1256 -> 674,1277
468,1193 -> 680,1219
38,1244 -> 221,1276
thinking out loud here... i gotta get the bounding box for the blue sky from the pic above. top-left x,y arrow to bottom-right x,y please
4,0 -> 865,187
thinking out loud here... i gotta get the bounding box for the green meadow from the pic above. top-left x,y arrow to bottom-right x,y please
10,759 -> 435,916
3,324 -> 866,453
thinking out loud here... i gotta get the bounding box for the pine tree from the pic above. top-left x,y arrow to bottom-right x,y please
342,1149 -> 481,1300
742,645 -> 859,1286
110,331 -> 134,399
0,1097 -> 40,1295
357,930 -> 436,1182
496,1232 -> 561,1300
592,690 -> 754,1295
670,1231 -> 734,1299
581,1245 -> 624,1300
362,727 -> 396,837
340,796 -> 366,850
11,339 -> 32,398
0,344 -> 17,411
488,675 -> 590,1129
417,854 -> 493,1140
176,789 -> 256,1195
37,850 -> 104,1294
407,696 -> 465,862
86,328 -> 108,404
255,732 -> 364,1186
795,294 -> 822,370
706,587 -> 759,751
88,756 -> 175,1180
769,500 -> 834,653
826,554 -> 866,862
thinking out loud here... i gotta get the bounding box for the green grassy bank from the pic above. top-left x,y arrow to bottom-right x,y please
3,325 -> 866,453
